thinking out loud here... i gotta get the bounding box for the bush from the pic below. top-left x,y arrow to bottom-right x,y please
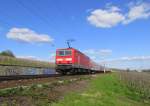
0,50 -> 15,57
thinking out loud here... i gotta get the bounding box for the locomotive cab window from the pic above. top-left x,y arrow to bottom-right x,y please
65,50 -> 71,56
58,51 -> 65,56
58,50 -> 72,56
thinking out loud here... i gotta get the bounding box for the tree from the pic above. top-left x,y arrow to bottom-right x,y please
0,50 -> 15,57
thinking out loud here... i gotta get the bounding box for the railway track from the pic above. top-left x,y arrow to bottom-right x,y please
0,74 -> 61,81
0,74 -> 92,89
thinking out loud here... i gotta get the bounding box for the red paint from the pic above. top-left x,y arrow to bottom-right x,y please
56,48 -> 102,70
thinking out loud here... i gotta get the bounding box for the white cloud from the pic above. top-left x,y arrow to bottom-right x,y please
84,49 -> 112,56
17,56 -> 39,60
120,56 -> 150,61
108,6 -> 121,12
17,55 -> 51,62
83,49 -> 112,61
87,2 -> 150,28
99,49 -> 112,56
87,6 -> 125,28
17,52 -> 55,63
102,56 -> 150,63
123,3 -> 150,24
102,56 -> 150,70
7,28 -> 54,44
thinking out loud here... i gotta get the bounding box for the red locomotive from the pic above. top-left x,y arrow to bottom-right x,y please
55,48 -> 105,74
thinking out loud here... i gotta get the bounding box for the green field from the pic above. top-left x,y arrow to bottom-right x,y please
0,73 -> 149,106
52,74 -> 150,106
0,56 -> 55,68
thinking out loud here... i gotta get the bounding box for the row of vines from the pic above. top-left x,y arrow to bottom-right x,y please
119,72 -> 150,100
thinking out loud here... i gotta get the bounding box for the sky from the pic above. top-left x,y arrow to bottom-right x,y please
0,0 -> 150,70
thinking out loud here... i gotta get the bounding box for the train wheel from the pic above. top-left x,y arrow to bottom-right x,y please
62,72 -> 67,75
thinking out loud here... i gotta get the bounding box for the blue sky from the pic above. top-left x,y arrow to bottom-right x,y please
0,0 -> 150,70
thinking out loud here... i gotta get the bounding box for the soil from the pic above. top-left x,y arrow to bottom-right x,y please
0,75 -> 91,106
54,80 -> 89,99
0,77 -> 58,89
0,75 -> 90,89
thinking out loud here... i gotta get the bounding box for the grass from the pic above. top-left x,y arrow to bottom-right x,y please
0,76 -> 89,106
119,72 -> 150,100
0,73 -> 149,106
0,56 -> 55,68
0,84 -> 54,106
52,73 -> 150,106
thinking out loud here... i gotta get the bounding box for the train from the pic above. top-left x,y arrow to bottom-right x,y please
0,48 -> 109,76
55,48 -> 108,74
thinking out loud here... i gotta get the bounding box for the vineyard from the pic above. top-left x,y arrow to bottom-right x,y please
119,72 -> 150,101
0,56 -> 55,68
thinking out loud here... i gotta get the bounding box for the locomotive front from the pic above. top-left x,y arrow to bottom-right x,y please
55,48 -> 74,74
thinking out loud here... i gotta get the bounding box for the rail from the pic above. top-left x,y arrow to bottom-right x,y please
0,74 -> 60,81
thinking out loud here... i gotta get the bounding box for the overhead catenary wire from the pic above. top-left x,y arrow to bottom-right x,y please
0,0 -> 51,30
0,18 -> 12,29
15,0 -> 55,30
0,9 -> 23,29
14,0 -> 57,46
29,0 -> 58,27
27,0 -> 58,47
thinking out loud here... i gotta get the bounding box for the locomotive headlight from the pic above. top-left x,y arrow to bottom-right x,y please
57,58 -> 63,61
65,58 -> 72,61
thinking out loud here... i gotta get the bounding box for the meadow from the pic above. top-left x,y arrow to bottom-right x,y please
52,73 -> 150,106
0,56 -> 55,68
0,72 -> 149,106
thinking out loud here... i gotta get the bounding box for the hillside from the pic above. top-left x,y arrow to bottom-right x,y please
0,56 -> 55,68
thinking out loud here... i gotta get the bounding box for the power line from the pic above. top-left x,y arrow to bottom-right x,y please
15,0 -> 54,29
29,0 -> 57,27
0,18 -> 12,28
0,9 -> 21,28
14,0 -> 57,46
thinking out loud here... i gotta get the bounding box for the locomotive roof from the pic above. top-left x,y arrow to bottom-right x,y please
56,48 -> 90,59
57,48 -> 74,50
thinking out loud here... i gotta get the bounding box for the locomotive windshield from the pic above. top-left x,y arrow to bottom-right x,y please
58,50 -> 72,56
